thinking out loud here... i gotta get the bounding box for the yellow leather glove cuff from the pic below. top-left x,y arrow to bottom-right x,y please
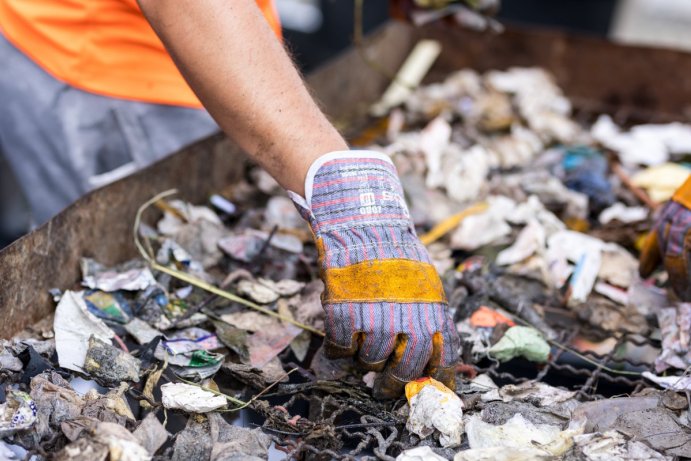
321,259 -> 447,304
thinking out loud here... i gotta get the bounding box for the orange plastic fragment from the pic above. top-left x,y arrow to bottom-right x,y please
469,306 -> 515,328
404,376 -> 452,401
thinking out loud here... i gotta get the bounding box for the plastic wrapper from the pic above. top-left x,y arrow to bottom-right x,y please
84,336 -> 141,385
81,258 -> 157,293
463,413 -> 584,459
496,219 -> 545,266
561,145 -> 615,213
83,290 -> 133,324
609,407 -> 691,458
455,447 -> 551,461
0,390 -> 37,437
0,342 -> 23,372
451,196 -> 514,250
208,412 -> 272,460
237,278 -> 305,304
488,326 -> 550,363
55,421 -> 151,461
572,396 -> 660,433
154,328 -> 225,380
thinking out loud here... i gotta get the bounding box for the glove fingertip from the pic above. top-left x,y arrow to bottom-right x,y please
666,252 -> 691,302
430,366 -> 457,391
639,230 -> 662,278
373,372 -> 407,400
323,336 -> 358,360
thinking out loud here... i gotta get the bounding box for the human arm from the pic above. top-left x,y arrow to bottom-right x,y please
137,0 -> 347,196
137,0 -> 460,397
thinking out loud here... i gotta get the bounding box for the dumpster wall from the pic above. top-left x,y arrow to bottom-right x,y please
0,136 -> 245,337
0,23 -> 410,339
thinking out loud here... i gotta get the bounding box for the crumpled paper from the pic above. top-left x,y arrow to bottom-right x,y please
160,383 -> 226,413
451,196 -> 513,250
396,446 -> 447,461
405,377 -> 464,448
592,115 -> 691,168
654,304 -> 691,373
481,381 -> 576,407
81,258 -> 157,292
133,413 -> 170,456
55,420 -> 151,461
54,290 -> 115,372
461,413 -> 584,460
642,371 -> 691,392
573,430 -> 671,461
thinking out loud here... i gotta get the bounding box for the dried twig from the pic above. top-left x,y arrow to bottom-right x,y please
611,162 -> 658,210
133,190 -> 324,337
509,314 -> 644,377
420,202 -> 488,245
176,367 -> 299,412
127,388 -> 161,409
353,0 -> 405,86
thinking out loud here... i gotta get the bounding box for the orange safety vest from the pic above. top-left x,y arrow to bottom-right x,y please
0,0 -> 282,108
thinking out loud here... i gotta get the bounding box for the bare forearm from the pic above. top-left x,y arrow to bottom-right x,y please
137,0 -> 348,195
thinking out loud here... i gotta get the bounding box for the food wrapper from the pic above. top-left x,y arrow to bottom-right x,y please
0,390 -> 37,437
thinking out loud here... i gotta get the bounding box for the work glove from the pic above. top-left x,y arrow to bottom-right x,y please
640,175 -> 691,300
288,151 -> 460,398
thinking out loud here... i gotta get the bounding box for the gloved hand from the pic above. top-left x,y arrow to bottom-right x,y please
289,151 -> 460,398
640,175 -> 691,300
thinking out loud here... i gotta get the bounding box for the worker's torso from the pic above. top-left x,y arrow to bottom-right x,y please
0,0 -> 281,108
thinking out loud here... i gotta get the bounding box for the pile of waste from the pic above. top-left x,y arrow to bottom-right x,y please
2,66 -> 691,460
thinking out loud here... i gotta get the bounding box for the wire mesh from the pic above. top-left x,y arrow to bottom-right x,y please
251,99 -> 667,459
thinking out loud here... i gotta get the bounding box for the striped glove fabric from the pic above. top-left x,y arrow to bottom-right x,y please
640,175 -> 691,301
288,151 -> 460,398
